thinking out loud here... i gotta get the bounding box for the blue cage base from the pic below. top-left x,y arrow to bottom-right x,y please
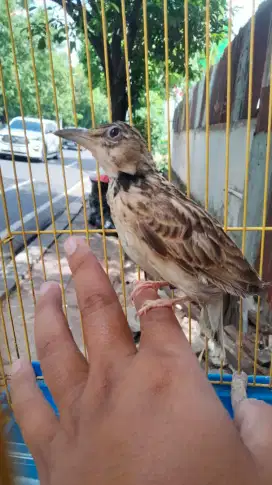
1,362 -> 272,483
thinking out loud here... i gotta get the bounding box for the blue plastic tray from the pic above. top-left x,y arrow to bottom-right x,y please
2,362 -> 272,482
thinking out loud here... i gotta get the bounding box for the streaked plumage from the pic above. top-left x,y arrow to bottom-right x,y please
56,122 -> 269,357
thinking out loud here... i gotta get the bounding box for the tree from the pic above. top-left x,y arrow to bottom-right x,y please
34,0 -> 228,122
0,1 -> 71,124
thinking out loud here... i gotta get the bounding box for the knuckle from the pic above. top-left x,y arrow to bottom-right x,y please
88,360 -> 116,407
71,251 -> 91,278
147,357 -> 175,396
80,291 -> 115,320
38,332 -> 62,361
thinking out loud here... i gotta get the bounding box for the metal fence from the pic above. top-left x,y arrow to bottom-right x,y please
0,0 -> 272,401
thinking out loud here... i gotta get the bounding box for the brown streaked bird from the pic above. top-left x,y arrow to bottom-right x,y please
55,122 -> 270,357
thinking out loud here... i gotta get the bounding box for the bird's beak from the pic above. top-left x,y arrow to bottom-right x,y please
55,128 -> 95,151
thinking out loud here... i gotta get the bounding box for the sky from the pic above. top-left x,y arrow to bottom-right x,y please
35,0 -> 266,34
32,1 -> 267,36
230,0 -> 266,35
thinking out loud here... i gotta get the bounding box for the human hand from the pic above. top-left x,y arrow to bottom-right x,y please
11,237 -> 261,485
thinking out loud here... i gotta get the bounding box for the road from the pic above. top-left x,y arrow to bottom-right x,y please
0,149 -> 97,259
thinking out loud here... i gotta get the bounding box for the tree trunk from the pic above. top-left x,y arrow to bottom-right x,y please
110,77 -> 128,122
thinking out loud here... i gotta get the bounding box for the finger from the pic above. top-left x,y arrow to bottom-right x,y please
35,281 -> 88,410
134,288 -> 188,353
11,358 -> 59,468
64,237 -> 135,360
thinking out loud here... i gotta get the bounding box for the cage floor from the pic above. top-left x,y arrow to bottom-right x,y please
2,362 -> 272,481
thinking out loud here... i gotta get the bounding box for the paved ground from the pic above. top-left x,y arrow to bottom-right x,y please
0,207 -> 136,365
0,203 -> 207,377
0,149 -> 96,258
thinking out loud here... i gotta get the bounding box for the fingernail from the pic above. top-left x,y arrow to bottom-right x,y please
64,237 -> 78,256
12,359 -> 22,374
40,281 -> 60,295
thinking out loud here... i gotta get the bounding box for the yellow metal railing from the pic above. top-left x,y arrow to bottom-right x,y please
0,0 -> 271,389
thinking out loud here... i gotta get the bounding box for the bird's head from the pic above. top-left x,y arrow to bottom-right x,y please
55,121 -> 155,177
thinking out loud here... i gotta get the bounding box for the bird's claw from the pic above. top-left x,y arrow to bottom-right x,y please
131,280 -> 169,302
137,297 -> 189,317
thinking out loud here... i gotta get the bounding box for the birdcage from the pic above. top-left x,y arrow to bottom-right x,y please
1,0 -> 272,481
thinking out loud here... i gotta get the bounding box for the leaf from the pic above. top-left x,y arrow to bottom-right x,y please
38,36 -> 46,50
71,41 -> 77,51
109,2 -> 120,14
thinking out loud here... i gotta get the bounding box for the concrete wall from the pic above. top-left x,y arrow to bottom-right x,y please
172,120 -> 256,227
171,119 -> 272,266
171,1 -> 272,271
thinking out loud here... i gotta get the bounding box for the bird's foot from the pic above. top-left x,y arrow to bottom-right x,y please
231,371 -> 248,413
137,296 -> 190,317
131,280 -> 169,302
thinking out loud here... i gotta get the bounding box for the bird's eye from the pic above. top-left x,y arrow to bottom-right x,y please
109,126 -> 120,139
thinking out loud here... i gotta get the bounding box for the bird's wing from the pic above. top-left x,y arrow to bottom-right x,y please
134,178 -> 264,297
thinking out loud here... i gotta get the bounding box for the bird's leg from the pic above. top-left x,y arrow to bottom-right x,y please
131,280 -> 169,302
200,300 -> 226,360
137,296 -> 191,317
231,371 -> 248,415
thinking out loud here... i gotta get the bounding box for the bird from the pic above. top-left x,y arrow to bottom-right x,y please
55,122 -> 270,358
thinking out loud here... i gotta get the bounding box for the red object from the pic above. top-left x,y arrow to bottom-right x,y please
90,174 -> 109,183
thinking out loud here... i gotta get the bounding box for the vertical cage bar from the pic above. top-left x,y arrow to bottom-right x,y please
0,349 -> 11,405
0,245 -> 19,360
239,0 -> 256,373
184,0 -> 190,197
0,299 -> 12,365
60,0 -> 89,355
184,0 -> 192,344
222,0 -> 233,380
100,0 -> 112,122
36,0 -> 73,234
60,0 -> 90,251
120,0 -> 141,282
0,63 -> 36,305
164,0 -> 171,181
81,0 -> 109,276
254,58 -> 272,381
204,0 -> 211,375
82,2 -> 96,129
5,0 -> 47,282
121,0 -> 133,126
143,0 -> 151,151
224,1 -> 232,232
24,0 -> 68,317
0,169 -> 31,360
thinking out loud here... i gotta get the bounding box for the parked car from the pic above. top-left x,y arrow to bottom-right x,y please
0,116 -> 60,162
88,169 -> 115,231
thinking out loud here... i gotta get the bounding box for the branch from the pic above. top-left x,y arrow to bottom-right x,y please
111,31 -> 122,75
50,0 -> 105,66
127,0 -> 142,58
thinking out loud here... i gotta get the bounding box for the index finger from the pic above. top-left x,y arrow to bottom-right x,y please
64,237 -> 135,361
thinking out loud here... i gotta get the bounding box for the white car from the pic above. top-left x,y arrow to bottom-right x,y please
0,116 -> 60,162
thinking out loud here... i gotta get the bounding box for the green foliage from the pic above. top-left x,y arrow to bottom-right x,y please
0,2 -> 108,129
1,0 -> 228,153
134,90 -> 166,154
30,0 -> 228,120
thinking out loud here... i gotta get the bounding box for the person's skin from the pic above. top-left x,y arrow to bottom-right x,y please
10,237 -> 271,485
